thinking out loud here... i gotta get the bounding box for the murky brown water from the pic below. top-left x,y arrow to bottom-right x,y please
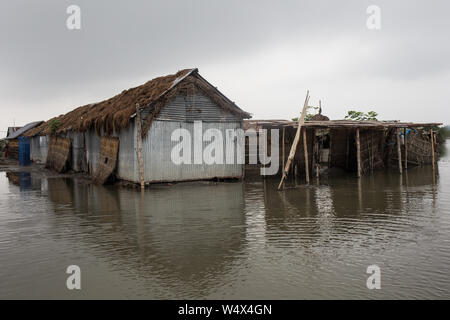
1,142 -> 450,299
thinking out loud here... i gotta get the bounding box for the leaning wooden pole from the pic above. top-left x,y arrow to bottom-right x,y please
431,129 -> 436,172
396,128 -> 403,174
278,91 -> 310,190
404,128 -> 408,170
303,128 -> 310,184
356,128 -> 362,178
136,103 -> 145,189
282,127 -> 286,176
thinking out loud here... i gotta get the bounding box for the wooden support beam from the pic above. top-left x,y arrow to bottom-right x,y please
136,103 -> 145,189
314,129 -> 320,179
303,128 -> 310,184
282,127 -> 286,175
278,91 -> 310,190
431,129 -> 436,172
356,128 -> 362,178
346,130 -> 350,170
397,128 -> 403,174
404,128 -> 408,170
370,131 -> 374,173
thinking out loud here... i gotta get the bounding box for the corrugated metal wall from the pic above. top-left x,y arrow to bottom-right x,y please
30,136 -> 49,164
67,131 -> 85,172
142,120 -> 243,183
115,120 -> 138,182
85,130 -> 101,175
153,92 -> 240,122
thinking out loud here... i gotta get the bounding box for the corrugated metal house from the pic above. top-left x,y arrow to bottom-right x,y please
5,121 -> 44,160
25,68 -> 251,184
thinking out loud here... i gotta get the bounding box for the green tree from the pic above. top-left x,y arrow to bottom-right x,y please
292,106 -> 319,122
344,110 -> 378,121
50,119 -> 61,135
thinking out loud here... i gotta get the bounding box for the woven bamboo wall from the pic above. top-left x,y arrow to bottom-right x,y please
92,136 -> 120,184
45,136 -> 72,173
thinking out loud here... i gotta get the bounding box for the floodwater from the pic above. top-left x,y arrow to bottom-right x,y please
1,142 -> 450,300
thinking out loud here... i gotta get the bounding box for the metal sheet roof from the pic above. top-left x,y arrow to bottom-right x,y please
6,121 -> 44,140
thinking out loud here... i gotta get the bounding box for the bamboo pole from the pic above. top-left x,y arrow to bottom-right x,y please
303,128 -> 310,184
404,128 -> 408,170
314,129 -> 320,179
397,128 -> 403,174
370,131 -> 374,173
431,129 -> 436,172
345,130 -> 350,170
356,128 -> 362,178
136,103 -> 145,189
282,127 -> 286,176
278,91 -> 310,190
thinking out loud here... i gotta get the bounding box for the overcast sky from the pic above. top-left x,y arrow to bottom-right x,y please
0,0 -> 449,137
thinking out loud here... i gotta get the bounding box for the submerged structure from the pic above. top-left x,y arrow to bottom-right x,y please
25,68 -> 251,184
244,119 -> 442,181
4,121 -> 44,160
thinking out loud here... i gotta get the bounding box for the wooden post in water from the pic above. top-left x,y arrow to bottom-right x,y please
404,128 -> 408,170
431,129 -> 436,172
303,128 -> 310,184
313,129 -> 320,179
136,103 -> 145,189
396,128 -> 403,174
356,128 -> 362,178
346,130 -> 350,170
282,127 -> 286,176
278,91 -> 310,190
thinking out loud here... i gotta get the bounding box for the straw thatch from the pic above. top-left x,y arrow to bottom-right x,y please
26,68 -> 250,138
310,114 -> 330,121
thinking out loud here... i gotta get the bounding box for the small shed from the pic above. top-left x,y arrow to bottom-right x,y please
5,121 -> 44,160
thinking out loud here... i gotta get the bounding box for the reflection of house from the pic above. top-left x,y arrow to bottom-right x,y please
44,177 -> 246,294
4,121 -> 44,160
25,69 -> 251,184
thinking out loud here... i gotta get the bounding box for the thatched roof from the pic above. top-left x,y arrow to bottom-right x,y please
310,113 -> 329,121
26,68 -> 250,137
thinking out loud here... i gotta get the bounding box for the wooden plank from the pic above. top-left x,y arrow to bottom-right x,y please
136,103 -> 145,189
404,128 -> 408,170
282,127 -> 286,176
303,128 -> 310,184
278,91 -> 310,190
397,128 -> 403,173
356,128 -> 361,178
431,129 -> 436,172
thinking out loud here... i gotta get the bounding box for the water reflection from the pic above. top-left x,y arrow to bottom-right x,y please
0,142 -> 449,299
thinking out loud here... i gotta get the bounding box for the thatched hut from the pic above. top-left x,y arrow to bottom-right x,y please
25,68 -> 251,184
4,121 -> 44,160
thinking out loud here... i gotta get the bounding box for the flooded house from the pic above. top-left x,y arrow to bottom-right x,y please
245,118 -> 442,183
24,68 -> 251,185
4,121 -> 44,161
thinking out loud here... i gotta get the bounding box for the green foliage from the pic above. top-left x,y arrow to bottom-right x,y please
437,126 -> 450,140
49,119 -> 61,135
345,110 -> 378,121
292,106 -> 319,122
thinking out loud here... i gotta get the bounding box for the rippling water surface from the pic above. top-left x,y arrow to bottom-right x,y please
1,142 -> 450,299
